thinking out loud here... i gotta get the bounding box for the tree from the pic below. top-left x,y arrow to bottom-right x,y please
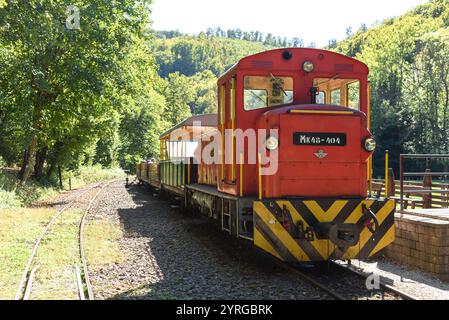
404,29 -> 449,154
328,39 -> 338,49
0,0 -> 157,183
163,72 -> 194,126
345,26 -> 353,38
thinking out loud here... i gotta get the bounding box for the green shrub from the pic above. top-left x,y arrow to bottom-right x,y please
0,190 -> 21,209
0,166 -> 126,208
67,165 -> 126,189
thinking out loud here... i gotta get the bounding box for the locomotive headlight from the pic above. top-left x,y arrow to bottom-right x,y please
265,136 -> 279,151
303,61 -> 314,73
364,138 -> 377,152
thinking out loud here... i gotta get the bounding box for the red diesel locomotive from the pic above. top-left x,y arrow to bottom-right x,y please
137,48 -> 395,263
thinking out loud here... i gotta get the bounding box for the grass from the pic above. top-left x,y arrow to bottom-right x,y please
0,171 -> 59,209
0,165 -> 126,209
84,219 -> 124,267
0,165 -> 126,299
0,208 -> 56,300
67,166 -> 126,191
31,214 -> 124,300
0,207 -> 125,300
31,210 -> 85,300
0,164 -> 126,300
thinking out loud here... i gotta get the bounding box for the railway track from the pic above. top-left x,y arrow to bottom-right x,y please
78,182 -> 112,300
14,182 -> 112,300
276,259 -> 418,300
332,261 -> 419,300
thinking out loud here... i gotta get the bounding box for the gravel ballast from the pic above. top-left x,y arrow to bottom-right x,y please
347,258 -> 449,300
86,181 -> 331,300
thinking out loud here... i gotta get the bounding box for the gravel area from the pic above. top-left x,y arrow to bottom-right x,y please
87,181 -> 332,300
346,258 -> 449,300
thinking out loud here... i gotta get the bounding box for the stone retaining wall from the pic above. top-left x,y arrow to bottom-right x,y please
384,213 -> 449,281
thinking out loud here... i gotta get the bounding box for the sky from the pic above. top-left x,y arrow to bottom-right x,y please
151,0 -> 429,47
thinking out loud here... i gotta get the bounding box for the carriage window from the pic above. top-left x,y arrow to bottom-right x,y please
331,89 -> 341,105
244,76 -> 294,111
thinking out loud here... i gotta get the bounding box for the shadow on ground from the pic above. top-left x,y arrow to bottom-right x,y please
107,184 -> 318,300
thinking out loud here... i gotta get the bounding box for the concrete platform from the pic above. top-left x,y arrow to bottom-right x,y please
384,211 -> 449,281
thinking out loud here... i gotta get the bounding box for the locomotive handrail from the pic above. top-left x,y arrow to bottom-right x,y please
399,154 -> 449,212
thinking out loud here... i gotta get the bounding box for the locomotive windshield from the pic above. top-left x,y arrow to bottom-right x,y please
244,76 -> 293,110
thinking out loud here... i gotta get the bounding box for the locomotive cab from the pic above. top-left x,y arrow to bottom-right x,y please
217,48 -> 374,199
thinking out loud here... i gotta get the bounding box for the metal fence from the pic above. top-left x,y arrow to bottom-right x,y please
373,154 -> 449,211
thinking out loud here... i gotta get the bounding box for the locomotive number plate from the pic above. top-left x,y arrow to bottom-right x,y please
293,132 -> 347,146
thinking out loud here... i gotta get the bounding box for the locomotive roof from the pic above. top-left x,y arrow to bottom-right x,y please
160,114 -> 218,140
219,48 -> 369,80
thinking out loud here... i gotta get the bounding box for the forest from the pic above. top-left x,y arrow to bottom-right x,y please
1,0 -> 449,190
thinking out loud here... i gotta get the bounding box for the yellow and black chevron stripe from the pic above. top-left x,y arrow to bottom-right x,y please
253,199 -> 395,262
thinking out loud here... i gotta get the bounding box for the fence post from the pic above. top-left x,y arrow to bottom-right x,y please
388,168 -> 395,197
423,169 -> 432,209
445,185 -> 449,208
385,150 -> 389,198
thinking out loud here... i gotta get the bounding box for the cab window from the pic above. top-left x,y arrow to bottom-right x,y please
244,76 -> 294,111
316,91 -> 326,104
331,89 -> 341,105
347,81 -> 360,109
244,89 -> 267,110
314,78 -> 361,110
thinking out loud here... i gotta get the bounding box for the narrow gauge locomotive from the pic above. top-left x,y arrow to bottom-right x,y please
137,48 -> 395,263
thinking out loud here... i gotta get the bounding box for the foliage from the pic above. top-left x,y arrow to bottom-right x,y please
3,0 -> 449,183
0,166 -> 125,208
151,35 -> 276,116
157,28 -> 305,48
152,35 -> 275,78
0,169 -> 59,208
0,0 -> 159,182
333,0 -> 449,175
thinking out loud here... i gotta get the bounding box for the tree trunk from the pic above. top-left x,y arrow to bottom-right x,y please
46,163 -> 55,179
58,166 -> 63,189
19,90 -> 44,185
18,137 -> 38,185
20,48 -> 58,185
46,141 -> 64,179
34,146 -> 48,180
